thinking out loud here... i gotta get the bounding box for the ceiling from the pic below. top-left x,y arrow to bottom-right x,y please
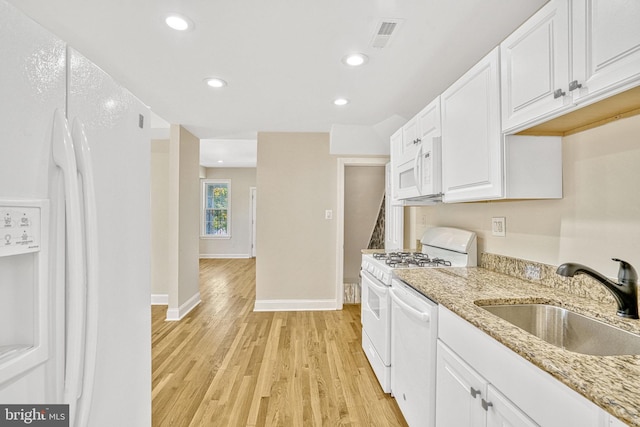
10,0 -> 547,166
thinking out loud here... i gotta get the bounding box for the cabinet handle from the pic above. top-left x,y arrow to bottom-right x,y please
569,80 -> 583,91
553,88 -> 566,99
470,387 -> 481,398
481,399 -> 493,411
413,138 -> 422,145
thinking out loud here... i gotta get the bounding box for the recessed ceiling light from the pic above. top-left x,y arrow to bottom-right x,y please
217,160 -> 224,163
204,77 -> 227,88
334,98 -> 349,106
342,53 -> 369,67
165,14 -> 194,31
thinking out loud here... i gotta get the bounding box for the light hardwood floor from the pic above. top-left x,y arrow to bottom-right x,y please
152,258 -> 408,427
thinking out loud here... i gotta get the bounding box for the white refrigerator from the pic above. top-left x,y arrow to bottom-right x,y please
0,1 -> 151,426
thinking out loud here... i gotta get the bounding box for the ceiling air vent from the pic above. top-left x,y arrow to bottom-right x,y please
370,19 -> 403,49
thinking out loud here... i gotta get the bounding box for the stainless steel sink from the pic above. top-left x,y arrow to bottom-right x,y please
479,304 -> 640,356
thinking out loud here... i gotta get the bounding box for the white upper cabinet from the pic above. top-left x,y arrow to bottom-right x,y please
442,47 -> 503,203
416,98 -> 442,198
501,0 -> 572,132
442,47 -> 562,203
398,115 -> 420,164
501,0 -> 640,133
572,0 -> 640,103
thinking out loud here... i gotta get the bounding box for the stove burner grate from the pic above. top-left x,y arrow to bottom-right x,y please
372,252 -> 452,268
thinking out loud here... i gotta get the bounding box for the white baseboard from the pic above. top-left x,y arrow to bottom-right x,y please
200,253 -> 251,259
166,292 -> 201,321
253,299 -> 338,312
151,294 -> 169,305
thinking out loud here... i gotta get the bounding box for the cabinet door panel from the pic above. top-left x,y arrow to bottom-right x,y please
486,385 -> 539,427
417,99 -> 440,140
390,128 -> 403,202
500,0 -> 571,132
400,116 -> 419,163
436,341 -> 487,427
417,98 -> 442,196
442,47 -> 502,202
573,0 -> 640,100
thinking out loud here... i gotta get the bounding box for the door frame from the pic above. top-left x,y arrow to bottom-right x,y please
335,157 -> 388,309
249,187 -> 256,258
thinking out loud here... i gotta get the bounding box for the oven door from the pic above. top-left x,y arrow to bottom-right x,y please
361,269 -> 391,365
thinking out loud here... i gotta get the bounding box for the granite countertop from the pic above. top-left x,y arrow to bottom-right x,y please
393,267 -> 640,427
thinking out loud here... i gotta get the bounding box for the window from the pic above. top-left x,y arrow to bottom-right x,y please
202,179 -> 230,238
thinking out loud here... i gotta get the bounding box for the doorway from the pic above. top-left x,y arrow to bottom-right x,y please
335,157 -> 388,309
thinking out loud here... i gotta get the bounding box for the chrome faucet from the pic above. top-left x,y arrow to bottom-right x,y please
556,258 -> 639,319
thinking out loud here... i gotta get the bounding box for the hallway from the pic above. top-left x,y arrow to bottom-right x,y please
152,258 -> 407,426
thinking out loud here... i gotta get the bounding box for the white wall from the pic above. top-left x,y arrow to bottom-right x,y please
150,139 -> 170,299
413,114 -> 640,279
165,125 -> 201,320
199,167 -> 257,258
329,114 -> 407,155
255,132 -> 337,310
343,166 -> 385,283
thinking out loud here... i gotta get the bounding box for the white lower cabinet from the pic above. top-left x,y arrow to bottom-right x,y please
436,341 -> 537,427
436,306 -> 626,427
486,385 -> 539,427
436,340 -> 488,427
609,417 -> 628,427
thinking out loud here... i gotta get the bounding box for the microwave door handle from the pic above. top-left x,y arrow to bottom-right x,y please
51,109 -> 85,427
71,117 -> 99,427
414,145 -> 422,195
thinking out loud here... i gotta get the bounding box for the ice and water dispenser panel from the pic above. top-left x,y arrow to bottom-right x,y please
0,199 -> 49,383
2,204 -> 42,257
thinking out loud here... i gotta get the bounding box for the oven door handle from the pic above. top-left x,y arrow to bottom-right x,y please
389,287 -> 431,323
361,270 -> 388,295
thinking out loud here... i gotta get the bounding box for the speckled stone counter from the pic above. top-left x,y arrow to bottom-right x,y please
393,266 -> 640,427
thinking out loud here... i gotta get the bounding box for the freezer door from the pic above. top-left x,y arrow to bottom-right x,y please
0,0 -> 66,405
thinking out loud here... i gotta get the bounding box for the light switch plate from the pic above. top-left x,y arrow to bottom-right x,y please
492,217 -> 506,237
325,210 -> 333,220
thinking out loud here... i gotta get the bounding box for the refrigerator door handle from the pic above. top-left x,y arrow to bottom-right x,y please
71,117 -> 99,427
51,109 -> 86,427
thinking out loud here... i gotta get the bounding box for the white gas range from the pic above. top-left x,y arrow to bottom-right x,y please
360,227 -> 477,406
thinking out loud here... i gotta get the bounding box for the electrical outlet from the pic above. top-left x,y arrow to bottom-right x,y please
492,217 -> 506,237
